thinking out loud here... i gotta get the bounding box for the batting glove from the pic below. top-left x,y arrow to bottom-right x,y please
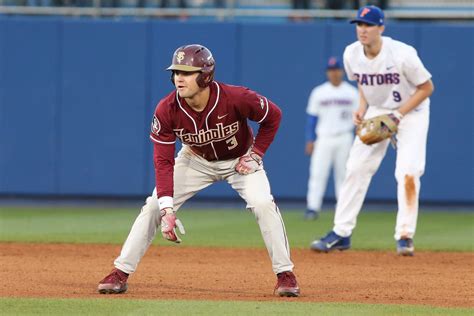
160,208 -> 185,243
235,151 -> 262,175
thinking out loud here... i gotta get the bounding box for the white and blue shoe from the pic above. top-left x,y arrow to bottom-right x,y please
310,231 -> 351,253
397,238 -> 415,256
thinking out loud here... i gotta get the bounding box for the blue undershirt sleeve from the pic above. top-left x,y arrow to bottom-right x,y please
305,115 -> 318,142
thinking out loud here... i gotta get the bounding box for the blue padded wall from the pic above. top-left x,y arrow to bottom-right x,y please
417,24 -> 474,202
239,23 -> 327,198
0,18 -> 59,193
59,20 -> 148,195
0,17 -> 472,203
0,19 -> 4,192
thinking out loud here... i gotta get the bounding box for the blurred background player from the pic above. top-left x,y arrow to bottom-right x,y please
97,44 -> 300,297
310,5 -> 434,255
304,57 -> 358,220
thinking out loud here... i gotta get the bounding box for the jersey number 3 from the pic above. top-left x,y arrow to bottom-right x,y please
393,91 -> 402,102
226,136 -> 238,150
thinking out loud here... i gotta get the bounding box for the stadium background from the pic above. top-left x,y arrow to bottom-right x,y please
0,15 -> 472,203
0,3 -> 473,314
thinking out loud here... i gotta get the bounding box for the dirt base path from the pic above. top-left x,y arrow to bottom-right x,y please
1,243 -> 472,307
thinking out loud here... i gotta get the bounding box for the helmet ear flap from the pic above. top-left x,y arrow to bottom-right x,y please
170,71 -> 175,86
196,73 -> 210,88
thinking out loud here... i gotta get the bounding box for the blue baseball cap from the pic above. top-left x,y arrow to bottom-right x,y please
326,57 -> 342,70
350,5 -> 384,26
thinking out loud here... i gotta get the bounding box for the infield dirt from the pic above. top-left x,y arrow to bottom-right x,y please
1,243 -> 472,307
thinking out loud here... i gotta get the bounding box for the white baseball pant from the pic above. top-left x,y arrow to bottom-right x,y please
114,146 -> 294,275
306,132 -> 353,212
333,106 -> 429,240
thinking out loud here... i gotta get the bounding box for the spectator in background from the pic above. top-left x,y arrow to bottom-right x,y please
137,0 -> 187,8
95,1 -> 188,8
292,0 -> 310,10
304,57 -> 358,220
27,0 -> 53,6
213,0 -> 225,8
290,0 -> 312,22
2,0 -> 24,5
7,0 -> 86,5
326,0 -> 389,10
159,0 -> 187,8
137,0 -> 188,19
41,0 -> 93,6
325,0 -> 345,10
352,0 -> 389,10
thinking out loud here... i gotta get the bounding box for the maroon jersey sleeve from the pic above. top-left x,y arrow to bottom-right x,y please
152,143 -> 174,198
150,98 -> 176,199
237,88 -> 282,156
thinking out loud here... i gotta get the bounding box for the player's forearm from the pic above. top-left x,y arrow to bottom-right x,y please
305,115 -> 318,142
398,80 -> 434,116
252,105 -> 282,156
153,143 -> 175,199
358,85 -> 369,112
253,124 -> 279,156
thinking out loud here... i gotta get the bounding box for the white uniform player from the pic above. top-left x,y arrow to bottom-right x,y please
304,57 -> 358,220
311,5 -> 434,256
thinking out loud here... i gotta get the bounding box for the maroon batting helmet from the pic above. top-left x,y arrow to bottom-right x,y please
166,44 -> 215,88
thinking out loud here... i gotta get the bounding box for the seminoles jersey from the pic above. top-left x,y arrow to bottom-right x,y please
344,36 -> 432,111
149,81 -> 282,198
306,81 -> 358,137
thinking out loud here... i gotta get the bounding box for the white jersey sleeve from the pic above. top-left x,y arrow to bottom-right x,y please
349,83 -> 359,111
402,46 -> 432,87
306,86 -> 321,116
343,49 -> 357,81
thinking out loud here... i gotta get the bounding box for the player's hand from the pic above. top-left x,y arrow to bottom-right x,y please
235,151 -> 262,175
160,208 -> 185,243
353,109 -> 366,125
305,141 -> 315,156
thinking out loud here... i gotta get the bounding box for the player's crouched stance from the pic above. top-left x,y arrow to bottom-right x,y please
98,44 -> 300,297
311,6 -> 434,256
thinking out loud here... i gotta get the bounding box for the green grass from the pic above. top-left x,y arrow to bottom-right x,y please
0,206 -> 473,251
0,298 -> 472,316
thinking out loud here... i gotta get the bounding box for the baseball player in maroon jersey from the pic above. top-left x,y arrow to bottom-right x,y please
97,44 -> 300,297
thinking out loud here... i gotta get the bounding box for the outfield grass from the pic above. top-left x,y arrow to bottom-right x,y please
0,206 -> 472,251
1,298 -> 472,316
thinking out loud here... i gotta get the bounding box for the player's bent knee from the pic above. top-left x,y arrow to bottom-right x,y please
139,196 -> 160,218
247,199 -> 276,215
138,198 -> 162,227
250,200 -> 274,209
395,169 -> 423,182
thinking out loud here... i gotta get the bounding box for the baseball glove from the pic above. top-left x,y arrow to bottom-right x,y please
356,113 -> 400,145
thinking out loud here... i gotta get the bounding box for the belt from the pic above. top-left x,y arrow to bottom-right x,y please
189,146 -> 217,161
